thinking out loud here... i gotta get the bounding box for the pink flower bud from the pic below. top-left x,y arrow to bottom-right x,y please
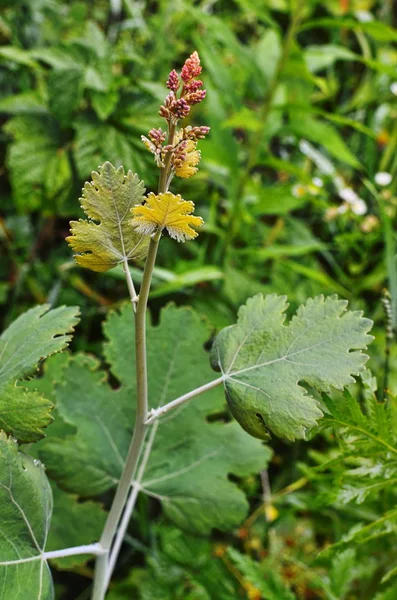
181,51 -> 202,82
184,89 -> 206,105
149,128 -> 167,144
184,80 -> 203,93
191,126 -> 210,139
164,91 -> 176,108
173,98 -> 191,119
159,106 -> 170,119
166,69 -> 180,92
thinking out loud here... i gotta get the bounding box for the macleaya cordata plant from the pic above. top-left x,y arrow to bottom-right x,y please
0,52 -> 374,600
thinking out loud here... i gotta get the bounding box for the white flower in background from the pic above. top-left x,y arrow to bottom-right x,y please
292,183 -> 307,198
336,204 -> 348,215
355,11 -> 373,22
339,187 -> 360,204
351,198 -> 367,215
375,172 -> 392,186
337,187 -> 367,216
299,139 -> 335,175
312,177 -> 323,188
390,82 -> 397,96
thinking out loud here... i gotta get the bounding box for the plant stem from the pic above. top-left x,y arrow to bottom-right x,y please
158,122 -> 176,192
122,258 -> 139,311
91,113 -> 176,600
92,241 -> 161,600
44,544 -> 106,560
104,420 -> 159,588
145,376 -> 225,424
91,424 -> 148,600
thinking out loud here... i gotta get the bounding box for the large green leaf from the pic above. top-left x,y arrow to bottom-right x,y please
47,68 -> 83,125
67,162 -> 149,272
211,294 -> 373,441
0,305 -> 80,442
0,433 -> 54,599
4,115 -> 61,212
37,304 -> 270,534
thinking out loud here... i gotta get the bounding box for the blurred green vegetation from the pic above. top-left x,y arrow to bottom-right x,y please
1,0 -> 397,598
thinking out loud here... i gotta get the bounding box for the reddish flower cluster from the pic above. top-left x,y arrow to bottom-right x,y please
181,51 -> 202,82
160,51 -> 207,123
142,51 -> 209,179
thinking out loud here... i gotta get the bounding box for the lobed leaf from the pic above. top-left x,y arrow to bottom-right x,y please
36,304 -> 270,534
0,305 -> 80,443
67,161 -> 149,271
0,304 -> 80,387
211,294 -> 373,441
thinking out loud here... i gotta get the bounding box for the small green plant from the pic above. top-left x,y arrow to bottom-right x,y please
0,52 -> 375,600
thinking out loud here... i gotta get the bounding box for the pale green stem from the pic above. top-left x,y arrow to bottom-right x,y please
91,239 -> 160,600
44,544 -> 106,560
145,376 -> 225,425
122,258 -> 139,311
104,420 -> 159,588
91,122 -> 176,600
0,544 -> 106,567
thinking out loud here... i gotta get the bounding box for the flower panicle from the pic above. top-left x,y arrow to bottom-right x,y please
158,51 -> 206,123
142,51 -> 209,181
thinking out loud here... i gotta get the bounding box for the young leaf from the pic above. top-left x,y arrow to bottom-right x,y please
0,433 -> 54,599
131,192 -> 203,242
0,305 -> 80,443
36,305 -> 271,534
211,294 -> 373,441
67,161 -> 149,272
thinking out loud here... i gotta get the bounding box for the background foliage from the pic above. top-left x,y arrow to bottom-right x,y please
1,0 -> 397,598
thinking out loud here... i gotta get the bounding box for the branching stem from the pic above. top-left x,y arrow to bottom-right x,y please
145,376 -> 225,424
104,420 -> 159,588
44,544 -> 106,560
122,258 -> 139,311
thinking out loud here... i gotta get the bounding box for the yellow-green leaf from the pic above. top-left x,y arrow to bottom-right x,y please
67,161 -> 149,272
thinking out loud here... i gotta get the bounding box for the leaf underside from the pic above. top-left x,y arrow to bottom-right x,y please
211,294 -> 373,441
67,161 -> 149,272
0,433 -> 54,600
